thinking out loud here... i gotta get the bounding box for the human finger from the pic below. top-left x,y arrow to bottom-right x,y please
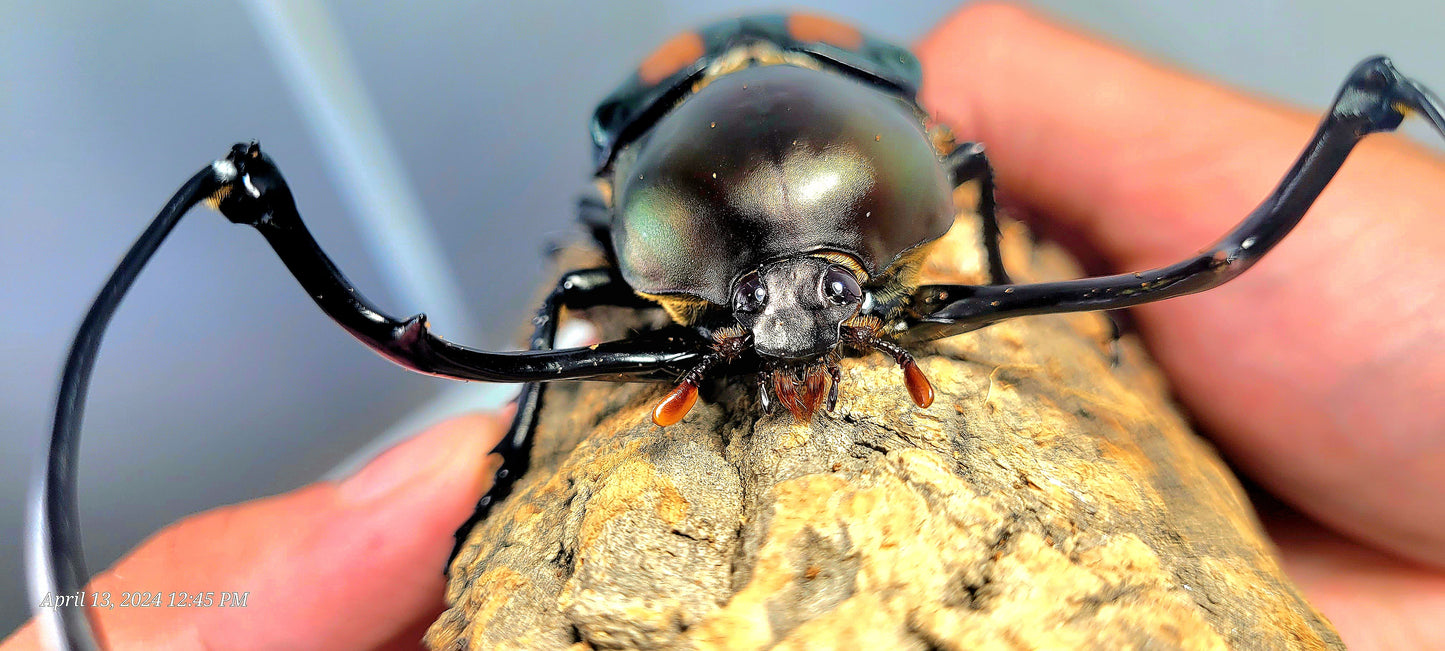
1263,503 -> 1445,651
917,3 -> 1445,567
3,412 -> 506,650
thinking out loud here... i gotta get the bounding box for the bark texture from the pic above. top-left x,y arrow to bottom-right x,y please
425,211 -> 1342,651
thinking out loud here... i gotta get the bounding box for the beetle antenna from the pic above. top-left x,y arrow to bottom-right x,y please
842,317 -> 934,408
652,354 -> 720,426
652,326 -> 749,426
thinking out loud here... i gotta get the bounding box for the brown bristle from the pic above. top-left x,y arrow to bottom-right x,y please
771,367 -> 831,421
804,368 -> 828,415
901,360 -> 934,408
652,380 -> 699,426
772,371 -> 805,421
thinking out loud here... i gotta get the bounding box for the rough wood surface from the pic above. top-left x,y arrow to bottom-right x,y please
425,212 -> 1342,651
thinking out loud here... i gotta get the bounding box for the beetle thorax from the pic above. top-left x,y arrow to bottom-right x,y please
608,63 -> 954,310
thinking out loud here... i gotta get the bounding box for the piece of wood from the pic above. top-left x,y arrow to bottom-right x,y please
425,212 -> 1342,650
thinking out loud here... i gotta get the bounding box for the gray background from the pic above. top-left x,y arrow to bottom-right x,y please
2,0 -> 1441,634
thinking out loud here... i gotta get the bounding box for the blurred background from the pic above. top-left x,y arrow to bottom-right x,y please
2,0 -> 1441,633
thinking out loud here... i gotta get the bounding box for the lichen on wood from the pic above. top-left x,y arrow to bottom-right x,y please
425,210 -> 1342,650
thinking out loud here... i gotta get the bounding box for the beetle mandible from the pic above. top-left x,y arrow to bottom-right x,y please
35,12 -> 1445,649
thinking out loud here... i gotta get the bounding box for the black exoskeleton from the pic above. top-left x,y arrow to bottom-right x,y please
37,13 -> 1445,650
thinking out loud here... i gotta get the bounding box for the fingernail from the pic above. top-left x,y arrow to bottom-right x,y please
337,414 -> 499,506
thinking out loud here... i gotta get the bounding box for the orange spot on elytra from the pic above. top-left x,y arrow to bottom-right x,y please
638,31 -> 705,85
787,13 -> 863,50
652,380 -> 699,426
901,360 -> 934,408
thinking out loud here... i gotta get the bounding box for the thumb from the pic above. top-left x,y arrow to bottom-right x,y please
5,411 -> 506,651
915,3 -> 1445,570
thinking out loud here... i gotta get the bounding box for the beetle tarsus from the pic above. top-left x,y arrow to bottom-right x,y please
946,141 -> 1011,285
447,267 -> 663,571
1342,57 -> 1445,138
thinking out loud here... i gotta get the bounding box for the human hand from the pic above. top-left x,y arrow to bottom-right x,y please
10,7 -> 1443,650
3,412 -> 506,650
917,5 -> 1445,649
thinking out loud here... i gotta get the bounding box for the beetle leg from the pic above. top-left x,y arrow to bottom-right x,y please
902,57 -> 1445,342
577,195 -> 616,254
210,142 -> 701,382
39,142 -> 712,635
946,141 -> 1010,285
36,166 -> 223,648
447,267 -> 651,570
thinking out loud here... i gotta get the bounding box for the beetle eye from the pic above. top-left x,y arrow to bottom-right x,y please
733,274 -> 767,313
821,266 -> 862,305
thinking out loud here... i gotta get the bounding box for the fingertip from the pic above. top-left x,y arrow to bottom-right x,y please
424,408 -> 514,448
917,2 -> 1076,138
918,2 -> 1048,77
421,408 -> 513,497
337,408 -> 509,506
0,621 -> 41,650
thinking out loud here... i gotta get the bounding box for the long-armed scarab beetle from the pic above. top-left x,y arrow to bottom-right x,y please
34,12 -> 1445,649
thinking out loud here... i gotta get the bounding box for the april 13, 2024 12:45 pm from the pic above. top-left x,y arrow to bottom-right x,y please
37,591 -> 250,610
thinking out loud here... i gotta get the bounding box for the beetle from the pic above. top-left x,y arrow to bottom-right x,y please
33,12 -> 1445,650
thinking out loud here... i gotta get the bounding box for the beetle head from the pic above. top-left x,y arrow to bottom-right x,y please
652,253 -> 932,426
730,255 -> 863,360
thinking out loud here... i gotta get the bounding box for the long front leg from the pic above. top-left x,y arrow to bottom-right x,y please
36,145 -> 703,650
447,267 -> 651,568
902,57 -> 1445,342
214,142 -> 699,381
